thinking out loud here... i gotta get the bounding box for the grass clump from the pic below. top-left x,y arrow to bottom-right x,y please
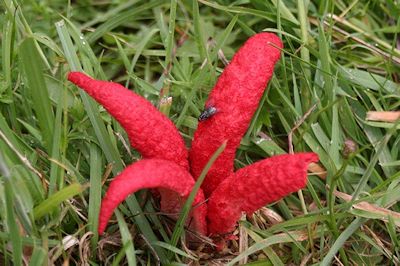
0,0 -> 399,265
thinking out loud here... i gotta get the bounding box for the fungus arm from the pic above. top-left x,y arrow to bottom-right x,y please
207,153 -> 318,235
98,159 -> 207,235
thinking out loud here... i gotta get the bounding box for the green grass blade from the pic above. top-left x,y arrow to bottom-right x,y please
339,67 -> 400,95
228,230 -> 316,266
88,144 -> 102,249
124,198 -> 169,264
48,77 -> 65,195
55,20 -> 81,70
87,0 -> 165,44
247,229 -> 284,266
297,0 -> 311,110
19,38 -> 54,152
0,154 -> 22,266
28,247 -> 46,266
2,13 -> 19,132
193,0 -> 207,60
211,15 -> 238,62
151,241 -> 197,260
82,0 -> 139,28
169,141 -> 227,248
321,218 -> 365,266
197,0 -> 274,21
125,28 -> 159,87
115,210 -> 137,266
33,183 -> 86,220
271,0 -> 299,25
164,0 -> 177,73
352,123 -> 398,200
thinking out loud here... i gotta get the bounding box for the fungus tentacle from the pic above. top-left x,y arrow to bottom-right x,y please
98,159 -> 207,235
207,153 -> 318,235
189,33 -> 283,196
68,72 -> 188,169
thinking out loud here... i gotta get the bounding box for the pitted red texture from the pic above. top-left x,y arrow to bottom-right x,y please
68,72 -> 196,235
68,72 -> 188,170
98,159 -> 207,235
206,153 -> 319,235
189,33 -> 283,196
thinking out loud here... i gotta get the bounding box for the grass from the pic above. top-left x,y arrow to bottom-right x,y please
0,0 -> 399,265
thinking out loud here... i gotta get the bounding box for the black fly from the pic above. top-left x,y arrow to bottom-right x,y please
198,106 -> 217,121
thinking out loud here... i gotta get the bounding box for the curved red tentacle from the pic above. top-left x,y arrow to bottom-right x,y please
68,72 -> 188,169
98,159 -> 207,235
207,153 -> 318,235
189,33 -> 283,196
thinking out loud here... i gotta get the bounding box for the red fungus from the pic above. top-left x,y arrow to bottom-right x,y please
68,72 -> 189,169
189,33 -> 283,196
68,72 -> 195,234
206,153 -> 319,235
68,32 -> 321,242
98,159 -> 207,235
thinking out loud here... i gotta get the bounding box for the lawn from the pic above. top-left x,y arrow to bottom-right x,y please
0,0 -> 399,265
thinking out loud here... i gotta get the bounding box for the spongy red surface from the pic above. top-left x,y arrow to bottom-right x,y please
98,159 -> 207,235
68,72 -> 188,170
189,33 -> 283,196
207,153 -> 319,235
